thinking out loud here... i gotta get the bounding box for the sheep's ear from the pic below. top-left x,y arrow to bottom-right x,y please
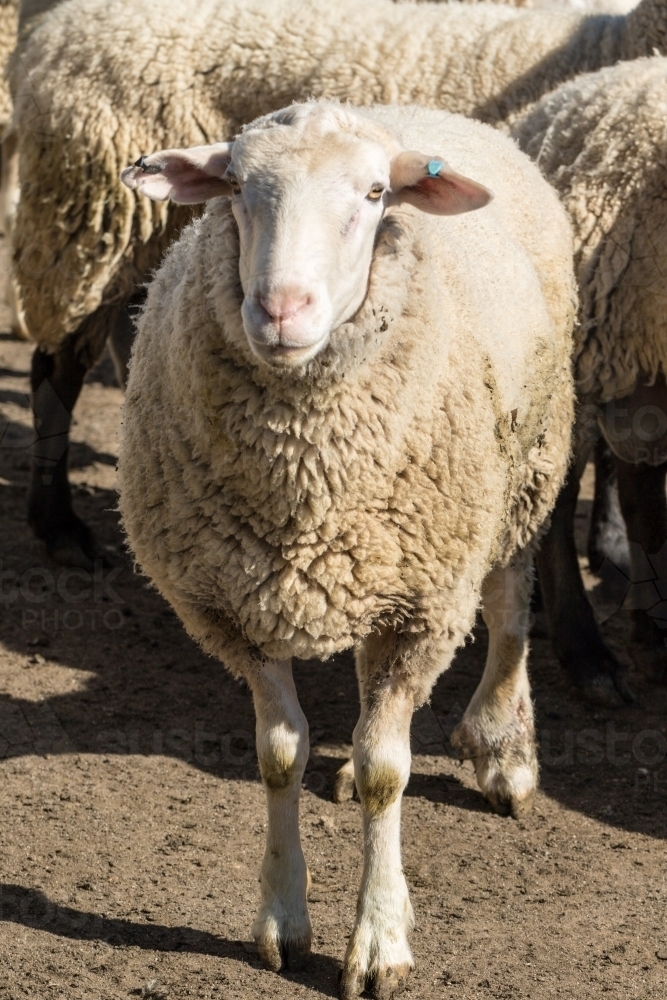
120,142 -> 234,204
388,151 -> 492,216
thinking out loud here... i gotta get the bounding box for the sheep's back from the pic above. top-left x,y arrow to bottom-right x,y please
512,55 -> 667,403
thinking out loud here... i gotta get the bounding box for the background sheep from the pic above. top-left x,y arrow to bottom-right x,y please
118,99 -> 575,998
0,1 -> 17,146
10,0 -> 661,565
512,55 -> 667,703
1,1 -> 62,335
0,0 -> 18,239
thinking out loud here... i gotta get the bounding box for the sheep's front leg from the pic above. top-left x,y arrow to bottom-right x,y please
451,556 -> 538,818
248,657 -> 311,971
340,631 -> 414,1000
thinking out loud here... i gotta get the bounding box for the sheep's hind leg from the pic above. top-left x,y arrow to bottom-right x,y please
249,657 -> 311,972
340,629 -> 414,1000
587,436 -> 630,575
28,335 -> 96,569
615,457 -> 667,683
28,301 -> 134,568
451,556 -> 538,818
536,454 -> 631,706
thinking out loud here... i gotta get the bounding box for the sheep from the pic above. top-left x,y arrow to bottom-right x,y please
1,0 -> 24,331
0,0 -> 18,239
1,1 -> 63,336
116,98 -> 576,997
0,1 -> 17,144
12,0 -> 657,566
511,55 -> 667,702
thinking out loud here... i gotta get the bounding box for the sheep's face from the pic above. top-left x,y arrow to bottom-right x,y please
121,103 -> 491,369
230,127 -> 395,366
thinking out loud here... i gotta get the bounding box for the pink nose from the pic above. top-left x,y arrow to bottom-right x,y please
259,290 -> 311,323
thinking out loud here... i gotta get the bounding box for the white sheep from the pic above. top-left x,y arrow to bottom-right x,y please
9,0 -> 660,564
117,99 -> 576,997
0,0 -> 18,239
512,55 -> 667,700
0,1 -> 17,144
2,0 -> 97,231
1,0 -> 62,335
2,0 -> 65,304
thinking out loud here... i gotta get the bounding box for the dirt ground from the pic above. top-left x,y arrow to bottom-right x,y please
0,234 -> 666,1000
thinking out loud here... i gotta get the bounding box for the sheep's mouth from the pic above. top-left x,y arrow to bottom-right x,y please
247,332 -> 330,367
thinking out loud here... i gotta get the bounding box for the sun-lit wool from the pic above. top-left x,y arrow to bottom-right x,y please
513,55 -> 667,406
9,0 -> 663,357
0,0 -> 17,158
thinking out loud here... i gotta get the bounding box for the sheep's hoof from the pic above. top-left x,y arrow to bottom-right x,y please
252,901 -> 312,973
627,643 -> 667,686
254,925 -> 311,973
333,758 -> 356,803
564,644 -> 634,706
477,767 -> 536,820
485,783 -> 535,820
340,892 -> 414,999
31,506 -> 101,571
627,611 -> 667,685
47,533 -> 96,571
450,714 -> 538,819
339,961 -> 412,999
575,668 -> 634,708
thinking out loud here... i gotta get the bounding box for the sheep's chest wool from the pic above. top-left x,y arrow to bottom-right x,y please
126,215 -> 480,660
120,159 -> 573,670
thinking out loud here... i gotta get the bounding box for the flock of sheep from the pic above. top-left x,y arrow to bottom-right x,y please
1,0 -> 666,995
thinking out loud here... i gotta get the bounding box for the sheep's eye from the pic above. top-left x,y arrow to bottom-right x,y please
226,173 -> 241,193
367,185 -> 384,202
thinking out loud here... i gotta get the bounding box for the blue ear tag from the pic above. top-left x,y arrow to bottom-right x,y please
426,159 -> 444,177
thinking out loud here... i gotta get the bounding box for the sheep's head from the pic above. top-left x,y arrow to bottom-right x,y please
121,102 -> 491,368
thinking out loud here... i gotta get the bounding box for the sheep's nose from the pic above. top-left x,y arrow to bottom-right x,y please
260,290 -> 311,323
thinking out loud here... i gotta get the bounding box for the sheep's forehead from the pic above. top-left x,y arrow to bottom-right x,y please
232,120 -> 391,191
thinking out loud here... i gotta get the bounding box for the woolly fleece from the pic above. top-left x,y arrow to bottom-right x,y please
10,0 -> 663,354
512,56 -> 667,404
0,0 -> 17,134
117,103 -> 576,701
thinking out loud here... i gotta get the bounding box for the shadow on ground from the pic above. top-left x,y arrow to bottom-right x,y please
0,883 -> 342,998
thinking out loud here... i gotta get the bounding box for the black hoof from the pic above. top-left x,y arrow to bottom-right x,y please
627,611 -> 667,685
629,647 -> 667,685
47,533 -> 96,571
30,509 -> 100,571
574,668 -> 634,708
628,611 -> 667,684
563,647 -> 634,708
